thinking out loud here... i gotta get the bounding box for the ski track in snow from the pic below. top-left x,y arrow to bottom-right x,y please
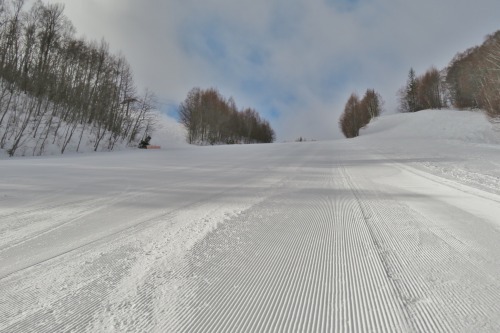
165,156 -> 409,332
2,133 -> 500,331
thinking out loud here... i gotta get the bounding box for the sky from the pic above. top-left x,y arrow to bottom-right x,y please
40,0 -> 500,141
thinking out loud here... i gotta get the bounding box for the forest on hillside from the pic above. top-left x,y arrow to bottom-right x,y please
339,30 -> 500,138
0,0 -> 156,156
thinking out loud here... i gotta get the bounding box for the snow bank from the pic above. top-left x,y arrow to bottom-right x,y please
360,109 -> 500,144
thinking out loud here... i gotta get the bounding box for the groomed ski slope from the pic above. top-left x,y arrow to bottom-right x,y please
1,110 -> 500,332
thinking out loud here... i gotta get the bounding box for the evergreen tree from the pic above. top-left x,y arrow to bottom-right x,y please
402,68 -> 419,112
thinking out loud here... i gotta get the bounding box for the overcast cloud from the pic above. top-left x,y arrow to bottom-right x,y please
47,0 -> 500,140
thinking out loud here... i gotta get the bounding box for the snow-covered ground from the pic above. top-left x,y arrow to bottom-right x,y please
0,105 -> 188,158
1,109 -> 500,332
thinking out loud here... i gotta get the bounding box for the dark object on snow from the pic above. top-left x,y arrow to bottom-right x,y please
138,135 -> 151,149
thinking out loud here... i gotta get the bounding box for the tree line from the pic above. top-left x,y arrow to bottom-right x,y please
338,89 -> 383,138
0,0 -> 156,156
339,29 -> 500,139
179,87 -> 275,145
399,30 -> 499,117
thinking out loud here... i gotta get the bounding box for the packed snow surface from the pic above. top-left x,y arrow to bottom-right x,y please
1,109 -> 500,332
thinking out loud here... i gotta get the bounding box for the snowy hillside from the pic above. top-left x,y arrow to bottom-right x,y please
361,109 -> 500,144
358,109 -> 500,196
0,111 -> 186,159
2,109 -> 500,332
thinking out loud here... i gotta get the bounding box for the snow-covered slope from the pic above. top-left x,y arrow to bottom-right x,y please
357,109 -> 500,197
0,108 -> 187,158
361,109 -> 500,144
2,109 -> 500,332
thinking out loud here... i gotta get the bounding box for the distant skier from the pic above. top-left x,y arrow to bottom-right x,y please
138,135 -> 151,149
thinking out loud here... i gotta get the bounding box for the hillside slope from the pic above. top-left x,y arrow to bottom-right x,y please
0,111 -> 186,158
360,109 -> 500,144
358,109 -> 500,196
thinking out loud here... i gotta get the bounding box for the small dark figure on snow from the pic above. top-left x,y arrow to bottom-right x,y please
138,135 -> 151,149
